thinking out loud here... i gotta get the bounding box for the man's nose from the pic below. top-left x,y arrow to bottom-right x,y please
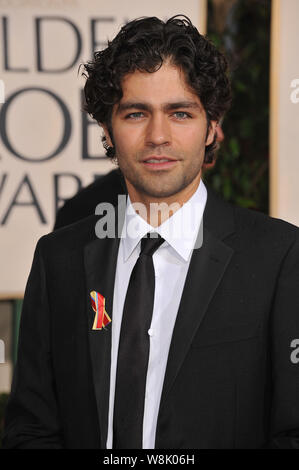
145,114 -> 171,146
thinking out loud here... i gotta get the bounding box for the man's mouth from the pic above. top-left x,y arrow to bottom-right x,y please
142,156 -> 178,170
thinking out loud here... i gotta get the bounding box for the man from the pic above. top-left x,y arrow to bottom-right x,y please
3,16 -> 299,449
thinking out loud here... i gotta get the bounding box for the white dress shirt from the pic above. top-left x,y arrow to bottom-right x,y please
106,179 -> 207,449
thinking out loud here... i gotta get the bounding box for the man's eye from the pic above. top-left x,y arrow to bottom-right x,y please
125,112 -> 144,119
173,111 -> 191,119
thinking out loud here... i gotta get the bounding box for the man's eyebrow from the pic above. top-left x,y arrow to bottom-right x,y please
117,102 -> 151,113
164,101 -> 202,111
116,100 -> 202,113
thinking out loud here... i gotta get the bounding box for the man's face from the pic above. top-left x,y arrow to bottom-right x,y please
103,62 -> 216,205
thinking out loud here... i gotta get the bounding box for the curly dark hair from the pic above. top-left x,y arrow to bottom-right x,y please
81,15 -> 231,163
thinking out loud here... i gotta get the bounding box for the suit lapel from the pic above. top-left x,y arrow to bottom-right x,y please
158,187 -> 235,411
83,196 -> 126,448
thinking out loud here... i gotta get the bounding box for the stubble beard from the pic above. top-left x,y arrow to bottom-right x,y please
117,151 -> 203,199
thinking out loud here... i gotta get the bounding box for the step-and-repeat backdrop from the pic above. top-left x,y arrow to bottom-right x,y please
0,0 -> 206,297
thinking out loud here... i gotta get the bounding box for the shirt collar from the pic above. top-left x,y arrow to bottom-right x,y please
120,179 -> 207,262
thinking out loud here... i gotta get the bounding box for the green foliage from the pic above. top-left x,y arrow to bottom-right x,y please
203,0 -> 271,213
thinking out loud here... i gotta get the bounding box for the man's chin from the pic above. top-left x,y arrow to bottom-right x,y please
132,182 -> 189,200
123,171 -> 201,201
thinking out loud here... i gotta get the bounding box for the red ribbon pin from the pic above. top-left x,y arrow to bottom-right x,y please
90,291 -> 111,330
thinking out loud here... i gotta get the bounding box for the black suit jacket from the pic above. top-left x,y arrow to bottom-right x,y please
54,169 -> 127,230
3,184 -> 299,449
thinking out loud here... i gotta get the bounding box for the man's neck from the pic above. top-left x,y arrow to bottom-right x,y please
126,175 -> 202,227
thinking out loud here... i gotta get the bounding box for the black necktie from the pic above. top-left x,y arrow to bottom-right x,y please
113,232 -> 165,449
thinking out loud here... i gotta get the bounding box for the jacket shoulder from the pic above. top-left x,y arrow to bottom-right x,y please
54,169 -> 126,230
39,214 -> 99,258
233,203 -> 299,239
226,201 -> 299,261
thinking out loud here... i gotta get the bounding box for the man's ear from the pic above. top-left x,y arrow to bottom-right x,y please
205,120 -> 218,146
99,122 -> 113,147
